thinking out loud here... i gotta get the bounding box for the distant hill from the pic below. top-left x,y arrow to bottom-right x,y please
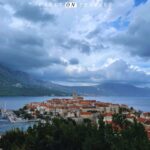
68,82 -> 150,97
0,64 -> 68,96
1,63 -> 150,97
68,83 -> 150,97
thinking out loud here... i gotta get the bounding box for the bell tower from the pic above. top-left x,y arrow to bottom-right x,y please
72,91 -> 78,99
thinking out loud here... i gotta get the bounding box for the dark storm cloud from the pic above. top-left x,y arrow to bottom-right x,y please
0,27 -> 76,71
80,44 -> 91,54
112,22 -> 150,57
15,4 -> 56,23
0,0 -> 65,71
103,0 -> 114,6
0,28 -> 56,70
49,58 -> 68,66
16,34 -> 43,46
59,36 -> 106,55
69,58 -> 79,65
103,0 -> 114,3
50,0 -> 68,2
57,38 -> 92,54
87,27 -> 101,39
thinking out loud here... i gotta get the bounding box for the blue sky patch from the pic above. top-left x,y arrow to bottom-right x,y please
134,0 -> 148,6
109,17 -> 130,30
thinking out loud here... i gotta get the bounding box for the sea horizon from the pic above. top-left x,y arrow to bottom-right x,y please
0,96 -> 150,112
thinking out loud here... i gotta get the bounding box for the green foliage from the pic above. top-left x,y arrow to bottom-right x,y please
113,114 -> 131,129
0,118 -> 150,150
0,129 -> 26,150
14,109 -> 34,120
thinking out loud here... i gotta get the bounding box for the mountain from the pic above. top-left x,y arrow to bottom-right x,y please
68,82 -> 150,97
1,63 -> 150,97
0,64 -> 68,96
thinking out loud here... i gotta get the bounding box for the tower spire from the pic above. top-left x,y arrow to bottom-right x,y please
72,90 -> 78,99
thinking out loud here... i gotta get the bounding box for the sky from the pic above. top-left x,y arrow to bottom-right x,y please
0,0 -> 150,86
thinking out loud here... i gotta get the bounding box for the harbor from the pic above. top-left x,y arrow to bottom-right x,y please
0,108 -> 37,134
0,96 -> 150,135
0,119 -> 35,135
1,109 -> 27,123
0,108 -> 37,123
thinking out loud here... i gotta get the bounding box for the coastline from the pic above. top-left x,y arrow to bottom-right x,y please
0,96 -> 150,135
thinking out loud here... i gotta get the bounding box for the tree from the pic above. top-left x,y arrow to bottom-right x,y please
0,118 -> 150,150
0,129 -> 26,150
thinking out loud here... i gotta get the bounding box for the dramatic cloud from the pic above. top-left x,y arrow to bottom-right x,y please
69,58 -> 79,65
15,3 -> 56,23
100,60 -> 150,83
0,0 -> 150,86
33,59 -> 150,86
111,0 -> 150,57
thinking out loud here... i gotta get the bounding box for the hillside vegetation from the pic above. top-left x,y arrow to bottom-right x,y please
0,117 -> 150,150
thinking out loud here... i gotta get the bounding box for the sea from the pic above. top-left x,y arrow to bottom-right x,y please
0,96 -> 150,134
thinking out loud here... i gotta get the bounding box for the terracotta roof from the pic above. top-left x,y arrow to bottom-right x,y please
126,114 -> 135,119
96,103 -> 109,107
80,112 -> 92,115
27,105 -> 37,109
143,112 -> 150,116
138,118 -> 146,123
68,106 -> 80,109
144,120 -> 150,125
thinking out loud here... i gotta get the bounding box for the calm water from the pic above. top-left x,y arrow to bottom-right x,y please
0,120 -> 34,134
0,96 -> 150,111
0,96 -> 150,134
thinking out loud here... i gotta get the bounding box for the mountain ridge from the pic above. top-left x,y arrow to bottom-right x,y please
0,64 -> 68,96
0,63 -> 150,97
67,82 -> 150,97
